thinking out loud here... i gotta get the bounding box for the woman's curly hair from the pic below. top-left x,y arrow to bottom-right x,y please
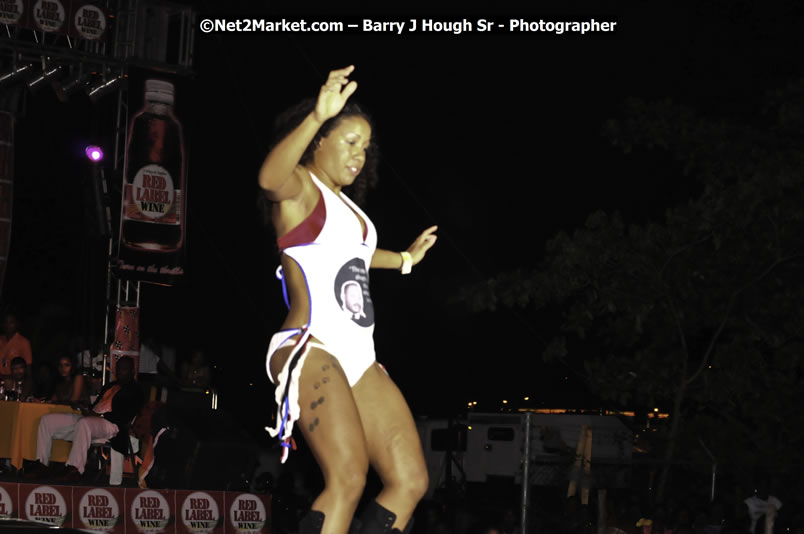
268,97 -> 379,206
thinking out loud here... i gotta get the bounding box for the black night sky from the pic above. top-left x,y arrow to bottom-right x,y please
4,1 -> 804,436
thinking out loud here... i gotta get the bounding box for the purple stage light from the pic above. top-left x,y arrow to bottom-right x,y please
85,145 -> 104,162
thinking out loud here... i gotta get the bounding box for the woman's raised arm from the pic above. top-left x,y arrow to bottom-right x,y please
259,65 -> 358,201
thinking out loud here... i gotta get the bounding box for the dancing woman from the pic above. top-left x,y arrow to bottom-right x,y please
259,65 -> 437,534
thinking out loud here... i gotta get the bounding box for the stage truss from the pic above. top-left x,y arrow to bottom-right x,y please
1,0 -> 196,383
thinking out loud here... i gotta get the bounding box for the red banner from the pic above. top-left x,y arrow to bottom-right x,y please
19,483 -> 73,528
73,486 -> 126,533
0,482 -> 19,520
176,490 -> 225,534
126,488 -> 175,533
225,492 -> 271,534
0,484 -> 271,533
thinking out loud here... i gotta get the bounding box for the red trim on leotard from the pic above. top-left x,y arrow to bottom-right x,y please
277,191 -> 326,251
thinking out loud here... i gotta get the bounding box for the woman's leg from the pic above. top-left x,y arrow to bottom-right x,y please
286,344 -> 370,534
351,363 -> 429,532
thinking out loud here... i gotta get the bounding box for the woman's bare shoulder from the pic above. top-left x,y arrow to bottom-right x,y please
263,164 -> 313,203
272,168 -> 321,232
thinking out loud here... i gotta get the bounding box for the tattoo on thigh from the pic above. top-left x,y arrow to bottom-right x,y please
310,396 -> 325,410
308,417 -> 320,433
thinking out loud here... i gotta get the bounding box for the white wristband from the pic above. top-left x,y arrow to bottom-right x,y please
400,251 -> 412,275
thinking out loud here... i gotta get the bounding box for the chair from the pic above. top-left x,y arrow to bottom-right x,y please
89,435 -> 139,486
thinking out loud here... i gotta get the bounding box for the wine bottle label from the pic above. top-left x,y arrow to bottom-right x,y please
123,164 -> 181,225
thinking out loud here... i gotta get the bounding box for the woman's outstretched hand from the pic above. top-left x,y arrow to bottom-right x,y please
407,225 -> 438,265
314,65 -> 358,123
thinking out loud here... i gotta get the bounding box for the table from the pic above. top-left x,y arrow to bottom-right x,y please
0,400 -> 79,469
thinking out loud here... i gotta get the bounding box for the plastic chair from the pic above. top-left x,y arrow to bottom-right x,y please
89,435 -> 139,485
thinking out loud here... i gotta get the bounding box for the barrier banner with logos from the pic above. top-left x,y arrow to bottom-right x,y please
0,483 -> 271,533
2,0 -> 109,40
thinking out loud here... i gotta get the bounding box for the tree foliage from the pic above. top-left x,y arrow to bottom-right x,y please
459,82 -> 804,495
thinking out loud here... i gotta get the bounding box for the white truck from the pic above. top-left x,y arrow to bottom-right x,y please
416,412 -> 633,498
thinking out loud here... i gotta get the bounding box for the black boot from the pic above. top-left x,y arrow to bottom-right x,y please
358,501 -> 398,534
299,510 -> 326,534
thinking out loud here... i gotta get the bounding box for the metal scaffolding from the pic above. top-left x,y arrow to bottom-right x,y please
1,0 -> 196,76
1,0 -> 196,383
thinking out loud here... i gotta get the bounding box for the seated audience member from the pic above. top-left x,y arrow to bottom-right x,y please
50,354 -> 90,408
2,356 -> 33,400
0,311 -> 32,377
180,349 -> 211,388
25,356 -> 144,483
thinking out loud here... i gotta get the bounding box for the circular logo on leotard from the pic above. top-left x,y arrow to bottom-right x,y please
334,258 -> 374,327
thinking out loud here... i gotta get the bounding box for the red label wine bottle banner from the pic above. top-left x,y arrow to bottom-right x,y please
117,76 -> 188,285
